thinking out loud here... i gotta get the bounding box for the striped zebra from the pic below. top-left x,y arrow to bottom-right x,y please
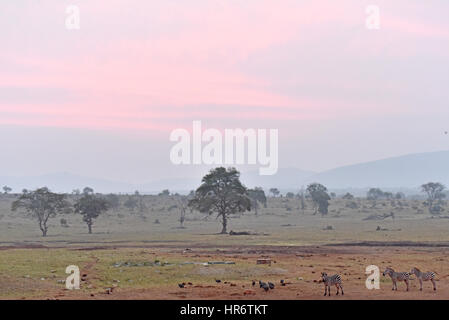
321,272 -> 344,296
382,267 -> 410,291
410,267 -> 437,291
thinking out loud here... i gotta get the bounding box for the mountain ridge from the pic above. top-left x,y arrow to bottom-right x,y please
1,150 -> 448,193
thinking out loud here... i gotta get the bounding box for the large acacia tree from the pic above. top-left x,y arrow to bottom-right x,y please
188,167 -> 251,234
12,187 -> 71,237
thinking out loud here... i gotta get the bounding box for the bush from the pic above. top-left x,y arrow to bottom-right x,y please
60,218 -> 69,228
345,201 -> 359,209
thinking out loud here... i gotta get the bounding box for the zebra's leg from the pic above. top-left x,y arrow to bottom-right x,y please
328,285 -> 331,296
392,279 -> 396,291
340,284 -> 344,295
405,279 -> 409,291
335,284 -> 339,295
419,279 -> 423,291
324,285 -> 327,296
431,279 -> 436,291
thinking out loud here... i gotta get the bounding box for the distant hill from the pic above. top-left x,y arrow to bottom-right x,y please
0,168 -> 316,194
0,172 -> 135,194
140,168 -> 316,193
140,177 -> 199,193
305,150 -> 449,189
1,150 -> 448,193
240,168 -> 315,189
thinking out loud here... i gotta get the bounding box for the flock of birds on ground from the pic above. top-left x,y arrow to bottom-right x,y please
177,278 -> 284,291
177,266 -> 438,296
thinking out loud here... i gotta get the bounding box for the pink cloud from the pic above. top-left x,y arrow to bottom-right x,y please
1,1 -> 448,132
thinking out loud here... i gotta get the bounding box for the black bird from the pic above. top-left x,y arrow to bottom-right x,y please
215,279 -> 222,283
268,282 -> 275,289
178,283 -> 185,288
261,282 -> 269,292
252,280 -> 256,287
280,279 -> 286,286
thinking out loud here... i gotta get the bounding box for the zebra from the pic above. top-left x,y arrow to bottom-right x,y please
382,267 -> 410,291
321,272 -> 344,296
410,267 -> 437,291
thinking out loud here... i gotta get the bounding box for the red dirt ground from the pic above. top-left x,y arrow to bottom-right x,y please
9,244 -> 446,300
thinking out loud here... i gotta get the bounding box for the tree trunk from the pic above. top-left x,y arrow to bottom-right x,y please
220,213 -> 227,234
39,222 -> 47,237
88,223 -> 92,234
428,200 -> 434,214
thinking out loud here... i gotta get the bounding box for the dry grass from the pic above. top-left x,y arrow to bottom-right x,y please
1,195 -> 449,299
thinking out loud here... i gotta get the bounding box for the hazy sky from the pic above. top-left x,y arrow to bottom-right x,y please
1,1 -> 449,183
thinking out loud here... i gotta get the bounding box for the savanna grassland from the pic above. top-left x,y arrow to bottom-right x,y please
1,194 -> 449,299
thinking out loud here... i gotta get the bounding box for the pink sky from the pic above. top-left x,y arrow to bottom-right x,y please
1,1 -> 448,132
1,1 -> 449,180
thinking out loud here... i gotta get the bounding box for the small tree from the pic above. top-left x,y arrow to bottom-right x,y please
133,191 -> 147,213
395,192 -> 405,200
83,187 -> 94,195
159,189 -> 170,196
367,188 -> 385,208
188,167 -> 251,234
174,195 -> 189,228
124,195 -> 139,212
3,186 -> 12,194
286,192 -> 295,199
421,182 -> 446,215
306,183 -> 331,216
342,192 -> 354,200
247,187 -> 267,216
297,187 -> 307,212
74,193 -> 109,234
11,187 -> 71,236
269,188 -> 280,197
105,193 -> 121,212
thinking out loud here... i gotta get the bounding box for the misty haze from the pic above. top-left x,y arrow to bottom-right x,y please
1,0 -> 449,303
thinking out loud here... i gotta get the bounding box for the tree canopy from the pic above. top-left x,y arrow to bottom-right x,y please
306,183 -> 331,216
11,187 -> 71,236
421,182 -> 446,215
188,167 -> 251,234
247,187 -> 267,215
74,193 -> 109,234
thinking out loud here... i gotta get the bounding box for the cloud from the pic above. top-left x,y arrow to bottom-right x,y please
1,0 -> 448,132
